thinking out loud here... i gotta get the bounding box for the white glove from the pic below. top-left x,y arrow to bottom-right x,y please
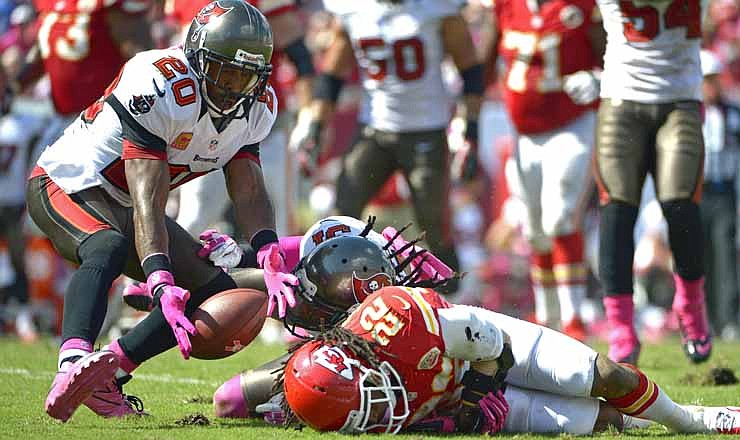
198,229 -> 243,269
562,70 -> 600,105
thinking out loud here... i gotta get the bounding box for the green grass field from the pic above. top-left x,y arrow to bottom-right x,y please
2,335 -> 740,440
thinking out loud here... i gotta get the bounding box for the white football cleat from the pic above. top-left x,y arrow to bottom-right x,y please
684,406 -> 740,434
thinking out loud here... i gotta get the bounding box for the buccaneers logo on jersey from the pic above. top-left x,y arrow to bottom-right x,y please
352,272 -> 393,303
190,2 -> 233,42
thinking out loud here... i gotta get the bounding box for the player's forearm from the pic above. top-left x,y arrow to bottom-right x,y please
15,46 -> 44,92
233,189 -> 276,242
125,158 -> 171,260
225,159 -> 277,240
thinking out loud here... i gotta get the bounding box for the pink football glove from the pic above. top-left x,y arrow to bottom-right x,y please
147,270 -> 197,360
122,281 -> 153,311
257,243 -> 298,319
381,226 -> 454,280
198,229 -> 243,269
479,390 -> 509,434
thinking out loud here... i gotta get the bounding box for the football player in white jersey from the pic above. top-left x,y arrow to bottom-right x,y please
593,0 -> 712,365
174,0 -> 316,238
293,0 -> 485,289
25,1 -> 299,422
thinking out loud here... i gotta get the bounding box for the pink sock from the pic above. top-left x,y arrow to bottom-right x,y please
672,275 -> 705,308
604,294 -> 635,328
213,373 -> 250,418
58,338 -> 93,370
279,235 -> 302,270
672,275 -> 708,337
106,339 -> 139,374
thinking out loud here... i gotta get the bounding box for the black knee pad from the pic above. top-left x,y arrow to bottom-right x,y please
599,201 -> 639,294
77,229 -> 129,272
660,199 -> 703,280
186,271 -> 238,314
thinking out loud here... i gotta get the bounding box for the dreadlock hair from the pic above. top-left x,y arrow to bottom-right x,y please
378,221 -> 463,289
275,325 -> 383,428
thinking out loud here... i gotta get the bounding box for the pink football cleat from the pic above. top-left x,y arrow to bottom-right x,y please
672,277 -> 712,364
45,351 -> 119,422
84,374 -> 145,418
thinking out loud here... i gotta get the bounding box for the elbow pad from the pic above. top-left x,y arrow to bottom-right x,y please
438,304 -> 504,362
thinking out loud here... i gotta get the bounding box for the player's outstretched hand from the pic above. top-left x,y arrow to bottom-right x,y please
147,270 -> 197,359
257,243 -> 298,319
479,390 -> 509,434
198,229 -> 244,269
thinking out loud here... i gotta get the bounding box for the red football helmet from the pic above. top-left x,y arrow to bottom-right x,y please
284,341 -> 409,433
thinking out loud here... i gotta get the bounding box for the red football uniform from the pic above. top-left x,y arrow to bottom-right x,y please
342,286 -> 466,426
494,0 -> 600,134
164,0 -> 294,104
34,0 -> 150,115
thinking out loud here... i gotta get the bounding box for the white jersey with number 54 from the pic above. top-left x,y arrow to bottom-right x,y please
597,0 -> 708,103
323,0 -> 463,132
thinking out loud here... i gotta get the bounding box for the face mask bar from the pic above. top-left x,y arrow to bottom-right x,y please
191,47 -> 272,119
339,360 -> 410,434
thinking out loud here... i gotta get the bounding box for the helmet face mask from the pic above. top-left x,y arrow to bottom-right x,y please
184,0 -> 273,120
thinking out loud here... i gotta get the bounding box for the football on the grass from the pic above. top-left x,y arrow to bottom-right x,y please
190,288 -> 268,360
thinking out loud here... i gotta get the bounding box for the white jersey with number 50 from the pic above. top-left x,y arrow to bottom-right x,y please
323,0 -> 463,132
597,0 -> 708,103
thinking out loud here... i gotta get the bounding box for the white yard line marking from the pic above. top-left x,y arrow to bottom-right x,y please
0,367 -> 220,386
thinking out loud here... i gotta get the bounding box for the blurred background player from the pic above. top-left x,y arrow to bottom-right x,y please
0,72 -> 44,342
167,0 -> 315,237
594,0 -> 711,364
698,49 -> 739,341
480,0 -> 605,340
14,0 -> 153,151
295,0 -> 485,287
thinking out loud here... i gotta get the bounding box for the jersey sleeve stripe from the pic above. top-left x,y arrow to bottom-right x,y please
227,143 -> 261,166
121,140 -> 167,160
404,287 -> 439,336
106,95 -> 168,152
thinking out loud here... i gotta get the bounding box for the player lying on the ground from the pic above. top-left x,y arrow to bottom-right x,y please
223,236 -> 740,435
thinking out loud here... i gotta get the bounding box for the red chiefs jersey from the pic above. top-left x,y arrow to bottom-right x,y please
494,0 -> 600,134
34,0 -> 149,115
164,0 -> 294,104
342,286 -> 466,426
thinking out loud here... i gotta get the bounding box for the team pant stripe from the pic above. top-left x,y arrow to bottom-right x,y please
42,177 -> 110,238
607,364 -> 660,416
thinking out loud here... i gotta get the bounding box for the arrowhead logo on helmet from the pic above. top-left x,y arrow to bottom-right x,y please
314,346 -> 355,381
352,272 -> 393,303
